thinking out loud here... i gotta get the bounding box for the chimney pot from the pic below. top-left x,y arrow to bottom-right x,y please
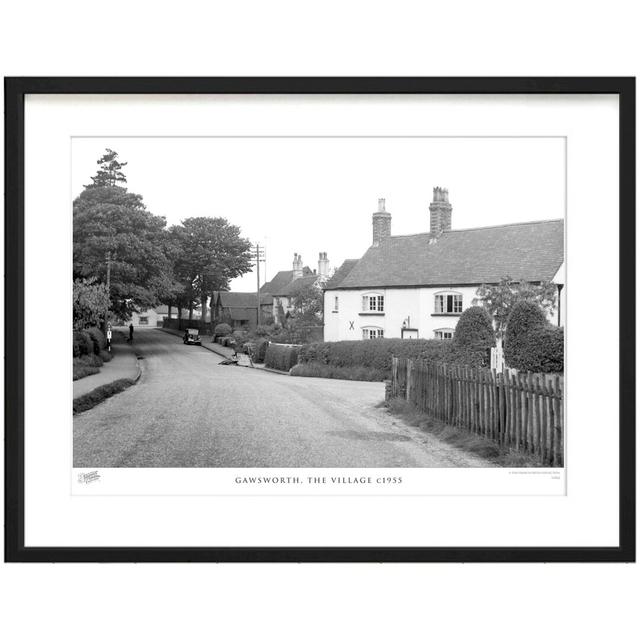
429,187 -> 452,235
372,197 -> 391,246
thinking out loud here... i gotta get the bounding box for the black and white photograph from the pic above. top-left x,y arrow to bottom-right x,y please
6,78 -> 632,563
71,136 -> 565,470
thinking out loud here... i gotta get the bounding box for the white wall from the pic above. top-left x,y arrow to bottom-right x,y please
324,285 -> 480,341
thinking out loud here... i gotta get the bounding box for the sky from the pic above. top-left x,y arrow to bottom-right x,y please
72,137 -> 565,292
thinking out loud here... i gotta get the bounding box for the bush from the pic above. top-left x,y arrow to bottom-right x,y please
298,339 -> 452,378
100,349 -> 113,363
253,338 -> 269,363
513,326 -> 564,373
264,343 -> 301,371
254,324 -> 271,337
73,330 -> 94,357
80,353 -> 103,367
73,357 -> 100,381
214,323 -> 232,337
290,362 -> 385,381
449,307 -> 496,367
504,301 -> 548,370
85,326 -> 107,354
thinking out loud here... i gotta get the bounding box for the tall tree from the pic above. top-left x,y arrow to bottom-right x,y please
170,217 -> 253,323
85,148 -> 128,188
73,277 -> 111,330
73,180 -> 174,320
474,277 -> 557,341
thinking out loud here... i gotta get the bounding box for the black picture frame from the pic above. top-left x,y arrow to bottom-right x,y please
4,77 -> 635,563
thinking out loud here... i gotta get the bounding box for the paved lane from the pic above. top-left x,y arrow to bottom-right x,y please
73,329 -> 493,468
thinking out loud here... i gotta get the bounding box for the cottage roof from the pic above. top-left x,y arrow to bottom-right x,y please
260,266 -> 313,294
274,275 -> 318,297
215,291 -> 273,307
325,259 -> 360,289
326,219 -> 564,290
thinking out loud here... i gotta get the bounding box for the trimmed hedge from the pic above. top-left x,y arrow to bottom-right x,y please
264,343 -> 301,371
290,362 -> 385,381
513,326 -> 564,373
504,301 -> 549,371
298,339 -> 452,378
450,306 -> 496,368
253,339 -> 269,364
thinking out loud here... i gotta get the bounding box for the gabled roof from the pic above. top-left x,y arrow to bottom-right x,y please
215,291 -> 273,307
326,219 -> 564,289
260,266 -> 313,294
325,259 -> 359,289
274,275 -> 319,297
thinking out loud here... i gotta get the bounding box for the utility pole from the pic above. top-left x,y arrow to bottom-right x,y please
252,243 -> 266,326
105,250 -> 112,329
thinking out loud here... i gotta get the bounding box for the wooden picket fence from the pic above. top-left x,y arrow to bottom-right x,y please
390,357 -> 564,466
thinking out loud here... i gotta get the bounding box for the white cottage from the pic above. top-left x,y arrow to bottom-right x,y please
323,189 -> 565,342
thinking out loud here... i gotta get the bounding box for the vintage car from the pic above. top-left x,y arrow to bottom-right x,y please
183,328 -> 202,345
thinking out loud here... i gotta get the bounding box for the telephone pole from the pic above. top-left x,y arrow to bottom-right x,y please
105,250 -> 112,330
252,243 -> 266,326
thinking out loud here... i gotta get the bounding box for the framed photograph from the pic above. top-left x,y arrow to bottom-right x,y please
5,77 -> 635,562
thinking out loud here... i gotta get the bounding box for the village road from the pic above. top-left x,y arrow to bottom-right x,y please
74,329 -> 494,468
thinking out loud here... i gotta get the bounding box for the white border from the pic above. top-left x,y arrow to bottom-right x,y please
24,94 -> 619,547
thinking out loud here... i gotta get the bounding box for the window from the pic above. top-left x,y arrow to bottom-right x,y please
334,296 -> 339,312
434,328 -> 454,340
139,316 -> 149,325
362,294 -> 384,312
362,327 -> 384,339
434,293 -> 462,314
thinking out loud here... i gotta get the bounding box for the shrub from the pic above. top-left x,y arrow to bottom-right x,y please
100,349 -> 113,363
73,358 -> 100,381
253,325 -> 271,337
80,353 -> 103,367
214,323 -> 232,337
264,343 -> 301,371
73,330 -> 94,357
85,326 -> 107,354
290,362 -> 385,381
298,339 -> 452,377
514,326 -> 564,373
449,306 -> 496,367
253,338 -> 269,363
504,301 -> 548,370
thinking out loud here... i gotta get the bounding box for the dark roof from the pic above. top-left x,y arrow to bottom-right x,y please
325,259 -> 360,289
260,266 -> 313,294
274,275 -> 318,297
215,291 -> 273,307
327,220 -> 564,289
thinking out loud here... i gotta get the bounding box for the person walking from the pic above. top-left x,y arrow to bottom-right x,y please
129,322 -> 134,343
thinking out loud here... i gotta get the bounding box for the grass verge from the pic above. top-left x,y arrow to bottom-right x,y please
290,362 -> 384,381
73,378 -> 134,415
383,397 -> 543,467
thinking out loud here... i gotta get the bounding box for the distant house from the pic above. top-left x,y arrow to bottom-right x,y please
261,252 -> 332,324
324,191 -> 565,342
126,305 -> 201,327
211,292 -> 274,330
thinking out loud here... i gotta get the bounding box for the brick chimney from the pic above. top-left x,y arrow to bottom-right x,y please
372,198 -> 391,246
292,252 -> 303,279
429,187 -> 452,235
317,252 -> 329,277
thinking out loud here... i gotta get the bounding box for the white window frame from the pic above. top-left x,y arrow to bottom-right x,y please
434,292 -> 463,314
434,328 -> 454,340
362,327 -> 384,340
362,292 -> 385,312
